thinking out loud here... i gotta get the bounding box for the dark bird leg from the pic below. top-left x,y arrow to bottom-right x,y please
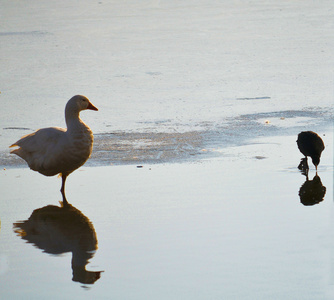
304,157 -> 309,170
61,174 -> 69,205
298,157 -> 309,170
302,166 -> 309,178
298,157 -> 309,177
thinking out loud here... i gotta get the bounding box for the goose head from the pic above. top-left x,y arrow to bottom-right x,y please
65,95 -> 98,122
67,95 -> 98,112
65,95 -> 97,128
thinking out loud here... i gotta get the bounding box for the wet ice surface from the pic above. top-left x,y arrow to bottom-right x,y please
1,127 -> 333,299
0,133 -> 333,299
89,108 -> 332,166
1,0 -> 334,299
3,107 -> 333,167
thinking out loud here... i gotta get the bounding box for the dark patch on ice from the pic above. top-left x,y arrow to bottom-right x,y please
238,108 -> 333,120
254,156 -> 267,160
0,31 -> 48,36
1,107 -> 332,168
236,97 -> 271,100
88,108 -> 332,166
114,74 -> 132,78
90,131 -> 205,166
3,127 -> 31,130
146,72 -> 162,76
137,119 -> 172,125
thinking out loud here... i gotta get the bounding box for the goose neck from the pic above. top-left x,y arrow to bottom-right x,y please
65,112 -> 84,131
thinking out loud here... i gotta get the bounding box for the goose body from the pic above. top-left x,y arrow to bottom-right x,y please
297,131 -> 325,170
10,95 -> 98,202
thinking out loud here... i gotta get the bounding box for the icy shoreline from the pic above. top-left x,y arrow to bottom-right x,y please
2,106 -> 332,168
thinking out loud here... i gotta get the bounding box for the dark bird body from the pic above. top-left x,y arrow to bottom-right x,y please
297,131 -> 325,170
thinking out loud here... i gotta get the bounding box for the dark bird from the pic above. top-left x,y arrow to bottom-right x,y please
296,131 -> 325,171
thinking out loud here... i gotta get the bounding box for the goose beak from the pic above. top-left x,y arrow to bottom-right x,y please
87,101 -> 98,111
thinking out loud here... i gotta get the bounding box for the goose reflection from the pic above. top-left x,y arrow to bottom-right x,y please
299,173 -> 326,206
13,200 -> 103,285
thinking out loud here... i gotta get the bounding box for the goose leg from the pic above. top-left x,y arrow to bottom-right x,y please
61,174 -> 69,205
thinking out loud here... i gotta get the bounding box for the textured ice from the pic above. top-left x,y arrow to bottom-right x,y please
0,0 -> 333,168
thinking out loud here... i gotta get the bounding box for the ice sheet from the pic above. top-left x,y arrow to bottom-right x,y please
1,0 -> 333,166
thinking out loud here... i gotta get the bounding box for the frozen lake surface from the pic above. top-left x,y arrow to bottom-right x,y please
1,0 -> 333,163
0,0 -> 333,299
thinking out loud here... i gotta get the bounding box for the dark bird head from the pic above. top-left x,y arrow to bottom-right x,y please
311,156 -> 320,169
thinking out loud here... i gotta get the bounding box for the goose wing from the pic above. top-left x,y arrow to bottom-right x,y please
10,127 -> 67,175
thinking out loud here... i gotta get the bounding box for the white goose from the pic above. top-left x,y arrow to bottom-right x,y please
10,95 -> 98,203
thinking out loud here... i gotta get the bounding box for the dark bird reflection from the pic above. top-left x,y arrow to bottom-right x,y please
299,173 -> 326,206
13,200 -> 103,285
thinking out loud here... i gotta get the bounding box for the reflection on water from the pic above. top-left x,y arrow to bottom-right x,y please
298,173 -> 326,206
13,201 -> 103,285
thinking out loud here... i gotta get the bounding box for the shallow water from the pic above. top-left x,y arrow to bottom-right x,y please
1,0 -> 334,299
0,132 -> 333,299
